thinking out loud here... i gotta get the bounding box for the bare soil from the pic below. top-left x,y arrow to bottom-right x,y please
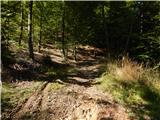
3,45 -> 129,120
12,85 -> 129,120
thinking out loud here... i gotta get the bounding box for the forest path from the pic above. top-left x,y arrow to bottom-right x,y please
12,46 -> 129,120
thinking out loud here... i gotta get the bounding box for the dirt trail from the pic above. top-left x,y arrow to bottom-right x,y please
13,82 -> 48,120
13,85 -> 129,120
12,47 -> 129,120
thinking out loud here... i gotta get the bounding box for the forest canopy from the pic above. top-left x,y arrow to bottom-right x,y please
1,1 -> 160,120
1,1 -> 160,65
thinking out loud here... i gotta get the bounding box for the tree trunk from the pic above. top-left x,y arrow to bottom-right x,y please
62,2 -> 66,61
102,3 -> 110,58
7,17 -> 9,47
7,1 -> 10,47
38,11 -> 42,52
56,20 -> 58,41
19,1 -> 24,46
28,1 -> 34,60
124,22 -> 133,55
140,2 -> 143,33
73,22 -> 78,61
73,42 -> 77,61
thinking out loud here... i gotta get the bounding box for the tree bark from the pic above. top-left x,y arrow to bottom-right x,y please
102,3 -> 110,58
62,2 -> 66,61
28,1 -> 34,60
73,42 -> 77,61
56,20 -> 58,41
124,21 -> 133,55
38,11 -> 42,52
7,17 -> 9,47
19,1 -> 24,46
7,1 -> 10,47
73,21 -> 78,61
140,2 -> 143,33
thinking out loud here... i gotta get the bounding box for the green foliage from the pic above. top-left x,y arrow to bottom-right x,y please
1,42 -> 15,66
97,60 -> 160,119
1,81 -> 43,119
1,1 -> 160,63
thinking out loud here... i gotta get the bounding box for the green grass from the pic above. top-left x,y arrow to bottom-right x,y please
97,60 -> 160,120
1,81 -> 43,119
50,82 -> 65,91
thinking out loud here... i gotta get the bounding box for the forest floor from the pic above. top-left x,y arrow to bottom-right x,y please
2,44 -> 130,120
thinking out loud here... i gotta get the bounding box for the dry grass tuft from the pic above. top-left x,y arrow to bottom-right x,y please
107,56 -> 144,82
116,56 -> 143,81
98,57 -> 160,120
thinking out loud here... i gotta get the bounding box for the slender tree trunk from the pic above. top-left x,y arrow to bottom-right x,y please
38,11 -> 42,52
73,23 -> 78,61
62,2 -> 66,61
7,1 -> 10,47
73,42 -> 77,61
7,17 -> 9,47
19,1 -> 24,46
140,2 -> 143,34
56,20 -> 58,41
102,3 -> 110,58
28,1 -> 34,60
66,31 -> 69,60
124,22 -> 133,55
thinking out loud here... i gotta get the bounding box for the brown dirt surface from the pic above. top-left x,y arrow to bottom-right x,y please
3,45 -> 129,120
12,84 -> 129,120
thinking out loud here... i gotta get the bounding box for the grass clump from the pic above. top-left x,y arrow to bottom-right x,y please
97,57 -> 160,120
1,81 -> 43,119
50,82 -> 65,91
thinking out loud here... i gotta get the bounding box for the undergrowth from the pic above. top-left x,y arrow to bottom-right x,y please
97,57 -> 160,120
1,81 -> 43,119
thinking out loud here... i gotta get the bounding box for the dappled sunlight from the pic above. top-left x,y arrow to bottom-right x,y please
97,59 -> 160,120
2,1 -> 159,119
1,42 -> 130,119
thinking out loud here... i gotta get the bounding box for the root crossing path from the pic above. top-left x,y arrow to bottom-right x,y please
12,52 -> 129,120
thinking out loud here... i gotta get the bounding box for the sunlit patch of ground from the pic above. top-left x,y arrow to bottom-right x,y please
97,59 -> 160,120
1,81 -> 44,120
2,43 -> 129,120
11,84 -> 129,120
